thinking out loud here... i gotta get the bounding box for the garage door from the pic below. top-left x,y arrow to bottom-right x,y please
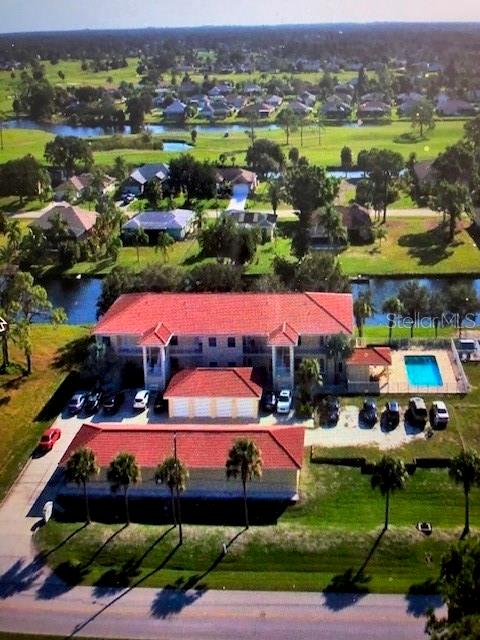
216,397 -> 234,418
193,398 -> 211,417
170,398 -> 189,418
237,398 -> 256,418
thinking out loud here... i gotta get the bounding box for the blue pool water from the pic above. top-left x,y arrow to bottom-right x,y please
404,355 -> 443,387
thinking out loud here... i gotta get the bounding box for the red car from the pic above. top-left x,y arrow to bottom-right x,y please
38,427 -> 61,452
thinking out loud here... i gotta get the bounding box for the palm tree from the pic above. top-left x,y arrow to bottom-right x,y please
449,449 -> 480,537
5,219 -> 22,250
376,226 -> 388,248
155,231 -> 174,262
155,453 -> 189,543
277,108 -> 298,145
65,447 -> 100,524
268,180 -> 282,215
398,281 -> 430,338
371,456 -> 409,530
353,292 -> 375,338
323,205 -> 348,246
296,357 -> 323,404
382,296 -> 404,343
130,228 -> 149,264
107,452 -> 141,525
325,334 -> 354,384
316,109 -> 326,145
226,438 -> 263,529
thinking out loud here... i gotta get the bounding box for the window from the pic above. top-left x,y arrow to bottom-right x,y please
102,336 -> 111,347
319,336 -> 325,347
209,361 -> 218,367
319,359 -> 325,373
170,336 -> 178,346
227,337 -> 236,348
298,336 -> 302,346
208,337 -> 217,347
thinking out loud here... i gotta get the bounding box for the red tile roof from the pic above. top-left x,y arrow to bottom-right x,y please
94,292 -> 353,342
138,322 -> 173,347
59,423 -> 305,470
164,367 -> 263,398
268,322 -> 299,346
348,347 -> 392,366
32,203 -> 98,238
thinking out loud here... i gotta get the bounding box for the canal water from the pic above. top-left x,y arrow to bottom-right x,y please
39,276 -> 480,326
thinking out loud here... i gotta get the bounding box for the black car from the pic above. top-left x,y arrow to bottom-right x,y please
262,390 -> 277,412
83,391 -> 102,415
153,391 -> 168,413
325,396 -> 340,424
102,390 -> 125,415
384,401 -> 400,429
360,399 -> 378,426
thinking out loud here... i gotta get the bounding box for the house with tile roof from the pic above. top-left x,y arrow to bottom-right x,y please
122,209 -> 195,241
94,292 -> 354,391
346,347 -> 392,394
54,172 -> 115,202
59,423 -> 305,501
30,202 -> 98,239
121,163 -> 169,196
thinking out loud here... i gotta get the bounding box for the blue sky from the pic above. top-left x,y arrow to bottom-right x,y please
1,0 -> 479,33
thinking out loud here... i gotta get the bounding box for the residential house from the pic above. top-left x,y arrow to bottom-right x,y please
397,92 -> 424,105
321,97 -> 352,119
239,101 -> 275,118
265,95 -> 284,109
58,423 -> 305,502
436,98 -> 477,117
164,367 -> 263,419
310,204 -> 373,246
243,83 -> 263,95
288,100 -> 312,116
208,82 -> 233,96
226,94 -> 247,110
54,173 -> 115,202
299,91 -> 316,108
334,82 -> 355,98
31,202 -> 98,240
357,101 -> 391,119
122,209 -> 195,241
228,210 -> 277,241
121,163 -> 169,196
215,168 -> 258,192
163,99 -> 187,119
177,79 -> 199,96
93,292 -> 354,391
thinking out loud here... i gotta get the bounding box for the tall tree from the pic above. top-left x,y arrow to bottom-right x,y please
398,281 -> 430,338
65,447 -> 100,524
107,452 -> 141,525
44,136 -> 94,177
363,148 -> 404,223
277,107 -> 298,145
325,333 -> 354,383
316,109 -> 326,145
245,139 -> 285,179
382,296 -> 404,343
340,146 -> 353,175
155,452 -> 189,544
129,227 -> 149,263
371,456 -> 409,530
268,180 -> 282,215
449,449 -> 480,537
226,438 -> 263,529
155,231 -> 174,263
353,292 -> 375,338
296,357 -> 323,406
443,281 -> 480,338
0,155 -> 51,204
406,98 -> 435,138
431,180 -> 471,242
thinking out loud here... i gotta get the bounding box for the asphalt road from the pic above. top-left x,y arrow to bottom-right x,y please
0,584 -> 444,640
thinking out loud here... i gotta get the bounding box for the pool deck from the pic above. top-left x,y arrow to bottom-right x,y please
386,348 -> 465,394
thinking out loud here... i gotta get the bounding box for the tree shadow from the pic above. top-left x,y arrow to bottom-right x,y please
354,528 -> 386,577
323,569 -> 371,610
34,522 -> 88,562
68,543 -> 182,637
52,336 -> 93,371
0,557 -> 45,598
397,224 -> 455,266
81,524 -> 128,569
36,561 -> 88,600
405,579 -> 442,617
151,578 -> 208,619
126,524 -> 176,569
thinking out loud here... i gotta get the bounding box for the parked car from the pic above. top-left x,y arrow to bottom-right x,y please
153,391 -> 168,413
408,397 -> 428,427
276,389 -> 293,414
133,389 -> 150,410
360,399 -> 378,426
83,390 -> 102,415
431,400 -> 449,429
325,396 -> 340,424
68,392 -> 87,414
384,401 -> 400,429
262,389 -> 277,412
102,390 -> 125,415
38,427 -> 61,452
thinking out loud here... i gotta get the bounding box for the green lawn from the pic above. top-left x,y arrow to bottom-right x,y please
0,324 -> 89,500
339,216 -> 480,276
35,463 -> 480,593
0,118 -> 467,169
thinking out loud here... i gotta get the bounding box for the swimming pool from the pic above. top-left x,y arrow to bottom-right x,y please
404,355 -> 443,387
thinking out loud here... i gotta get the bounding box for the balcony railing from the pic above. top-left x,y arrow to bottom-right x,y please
169,346 -> 203,355
117,346 -> 142,356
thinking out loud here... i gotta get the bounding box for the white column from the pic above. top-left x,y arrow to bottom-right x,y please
289,345 -> 294,389
142,346 -> 148,388
271,346 -> 277,389
160,346 -> 166,391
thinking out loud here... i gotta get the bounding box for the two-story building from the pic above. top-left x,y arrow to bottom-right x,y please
94,292 -> 354,391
